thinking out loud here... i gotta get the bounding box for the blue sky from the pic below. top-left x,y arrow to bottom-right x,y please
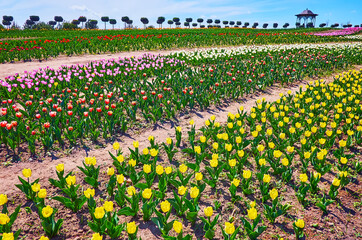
1,0 -> 361,28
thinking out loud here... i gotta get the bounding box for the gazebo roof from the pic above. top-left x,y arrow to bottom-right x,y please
296,9 -> 318,17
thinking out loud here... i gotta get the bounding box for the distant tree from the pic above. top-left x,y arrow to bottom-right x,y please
78,16 -> 87,28
273,23 -> 278,28
157,16 -> 165,28
184,22 -> 190,28
121,16 -> 129,29
283,23 -> 289,28
2,16 -> 13,29
140,17 -> 149,29
173,17 -> 180,24
167,20 -> 173,28
101,16 -> 109,29
244,22 -> 249,28
24,19 -> 35,29
214,19 -> 220,24
252,22 -> 259,28
236,21 -> 241,26
192,23 -> 198,27
262,23 -> 268,28
333,23 -> 339,28
48,21 -> 56,28
127,20 -> 133,28
109,19 -> 117,29
62,21 -> 78,30
54,16 -> 63,28
222,20 -> 229,26
30,15 -> 40,24
296,22 -> 301,28
85,19 -> 98,29
200,25 -> 205,28
32,21 -> 54,30
186,18 -> 193,23
230,21 -> 235,26
207,19 -> 213,24
319,23 -> 326,28
71,19 -> 80,26
175,22 -> 181,27
347,23 -> 352,27
197,18 -> 203,27
306,22 -> 314,28
354,24 -> 359,27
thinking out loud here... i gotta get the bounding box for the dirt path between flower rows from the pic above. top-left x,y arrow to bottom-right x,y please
1,65 -> 361,195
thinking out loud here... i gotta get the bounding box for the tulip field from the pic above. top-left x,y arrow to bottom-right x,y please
0,28 -> 360,63
0,27 -> 362,240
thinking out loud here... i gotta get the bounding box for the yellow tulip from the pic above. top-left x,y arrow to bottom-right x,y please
339,139 -> 347,147
189,119 -> 195,125
332,178 -> 340,187
156,165 -> 164,175
0,213 -> 10,225
113,142 -> 120,150
42,205 -> 53,218
176,126 -> 182,132
179,164 -> 187,173
204,206 -> 213,217
195,172 -> 203,181
295,219 -> 305,228
229,159 -> 236,167
117,174 -> 125,184
127,221 -> 137,234
257,144 -> 265,152
281,158 -> 289,166
1,233 -> 14,240
200,136 -> 206,143
128,159 -> 136,167
194,146 -> 201,154
166,138 -> 172,145
127,186 -> 136,196
178,186 -> 187,196
250,201 -> 256,208
150,148 -> 158,157
103,201 -> 114,212
160,200 -> 171,213
94,207 -> 105,219
39,236 -> 49,240
142,188 -> 152,199
173,220 -> 183,233
22,168 -> 32,178
143,164 -> 151,174
259,158 -> 266,166
340,157 -> 348,164
268,142 -> 275,149
210,158 -> 218,168
133,141 -> 139,148
232,178 -> 240,187
66,175 -> 76,186
212,142 -> 219,150
0,194 -> 8,206
91,233 -> 103,240
38,189 -> 47,199
269,188 -> 278,200
263,174 -> 271,183
107,167 -> 115,176
143,148 -> 149,155
56,164 -> 64,172
148,135 -> 154,141
117,155 -> 124,162
31,183 -> 41,193
190,186 -> 199,199
300,174 -> 308,183
224,222 -> 235,234
165,166 -> 172,175
247,207 -> 258,220
243,170 -> 251,179
84,188 -> 95,199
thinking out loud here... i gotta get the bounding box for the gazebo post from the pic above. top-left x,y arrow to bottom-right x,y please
295,8 -> 318,28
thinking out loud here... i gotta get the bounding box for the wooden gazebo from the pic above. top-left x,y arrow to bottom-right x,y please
296,9 -> 318,28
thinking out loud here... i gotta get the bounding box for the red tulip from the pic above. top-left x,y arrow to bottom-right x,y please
107,111 -> 113,116
96,108 -> 102,112
84,112 -> 89,117
49,111 -> 57,117
44,122 -> 50,128
15,112 -> 22,118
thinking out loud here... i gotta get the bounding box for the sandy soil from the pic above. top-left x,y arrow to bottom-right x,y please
1,65 -> 361,195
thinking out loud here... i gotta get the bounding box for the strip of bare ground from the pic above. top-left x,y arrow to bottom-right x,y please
0,65 -> 361,195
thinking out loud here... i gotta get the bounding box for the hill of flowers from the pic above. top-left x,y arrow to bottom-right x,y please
0,42 -> 361,157
0,69 -> 361,239
313,27 -> 362,36
0,28 -> 357,63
